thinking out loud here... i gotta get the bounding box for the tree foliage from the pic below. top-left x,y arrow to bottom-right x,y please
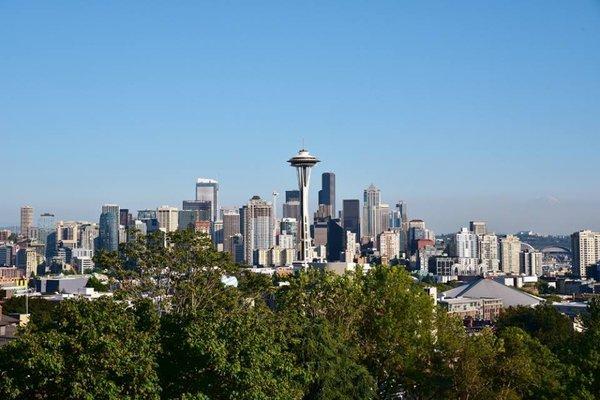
1,231 -> 599,399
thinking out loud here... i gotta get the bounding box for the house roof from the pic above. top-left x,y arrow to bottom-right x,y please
442,278 -> 541,308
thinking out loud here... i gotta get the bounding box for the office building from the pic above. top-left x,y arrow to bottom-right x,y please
326,219 -> 344,262
500,235 -> 521,274
195,178 -> 219,221
362,184 -> 381,240
317,172 -> 336,219
16,248 -> 38,277
0,245 -> 14,266
285,190 -> 300,203
571,230 -> 600,278
55,221 -> 80,250
240,196 -> 274,265
119,209 -> 132,228
379,203 -> 390,233
470,221 -> 487,236
20,206 -> 34,237
137,209 -> 157,220
101,204 -> 119,217
342,199 -> 361,239
178,210 -> 197,231
280,218 -> 298,243
222,209 -> 241,255
157,206 -> 179,232
99,212 -> 119,252
183,200 -> 212,222
313,218 -> 329,247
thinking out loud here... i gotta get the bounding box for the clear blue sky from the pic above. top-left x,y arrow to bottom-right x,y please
2,1 -> 599,234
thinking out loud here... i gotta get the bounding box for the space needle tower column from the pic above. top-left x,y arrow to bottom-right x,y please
288,149 -> 320,264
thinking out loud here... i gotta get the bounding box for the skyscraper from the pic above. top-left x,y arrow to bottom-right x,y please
571,230 -> 600,278
20,206 -> 34,237
362,184 -> 381,240
182,200 -> 212,222
342,199 -> 360,239
101,204 -> 119,217
453,227 -> 479,259
285,190 -> 300,203
178,210 -> 197,231
240,196 -> 273,265
222,209 -> 241,255
469,221 -> 487,236
288,149 -> 319,263
157,206 -> 179,232
326,218 -> 344,262
317,172 -> 335,219
479,233 -> 499,273
120,209 -> 133,228
195,178 -> 219,222
99,212 -> 118,252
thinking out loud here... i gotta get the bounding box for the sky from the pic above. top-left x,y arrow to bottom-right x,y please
1,1 -> 599,234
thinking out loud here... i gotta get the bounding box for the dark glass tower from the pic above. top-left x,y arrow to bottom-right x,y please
318,172 -> 336,218
342,199 -> 360,239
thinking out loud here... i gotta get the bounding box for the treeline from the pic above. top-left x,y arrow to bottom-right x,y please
1,230 -> 599,400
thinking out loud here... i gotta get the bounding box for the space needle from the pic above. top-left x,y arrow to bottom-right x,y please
288,148 -> 320,264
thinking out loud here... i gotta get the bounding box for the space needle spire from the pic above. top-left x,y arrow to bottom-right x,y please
287,148 -> 320,264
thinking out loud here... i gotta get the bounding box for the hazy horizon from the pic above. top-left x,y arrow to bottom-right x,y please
3,1 -> 599,234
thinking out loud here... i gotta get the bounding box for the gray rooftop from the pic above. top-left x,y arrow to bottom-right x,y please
442,278 -> 541,308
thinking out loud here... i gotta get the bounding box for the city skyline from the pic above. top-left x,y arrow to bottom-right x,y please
3,2 -> 600,234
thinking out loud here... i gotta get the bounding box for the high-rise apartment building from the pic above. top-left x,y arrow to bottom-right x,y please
379,230 -> 400,264
342,199 -> 360,239
317,172 -> 336,219
240,196 -> 273,265
479,233 -> 499,273
195,178 -> 219,222
157,206 -> 179,232
453,228 -> 479,259
520,249 -> 543,276
571,230 -> 600,278
500,235 -> 521,274
20,206 -> 34,237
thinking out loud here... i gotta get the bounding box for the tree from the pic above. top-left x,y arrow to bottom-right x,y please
1,296 -> 58,327
495,304 -> 574,353
0,298 -> 161,400
276,269 -> 375,399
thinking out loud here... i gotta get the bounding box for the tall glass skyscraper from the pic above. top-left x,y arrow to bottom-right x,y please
317,172 -> 336,218
99,211 -> 118,252
342,199 -> 360,239
195,178 -> 219,222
